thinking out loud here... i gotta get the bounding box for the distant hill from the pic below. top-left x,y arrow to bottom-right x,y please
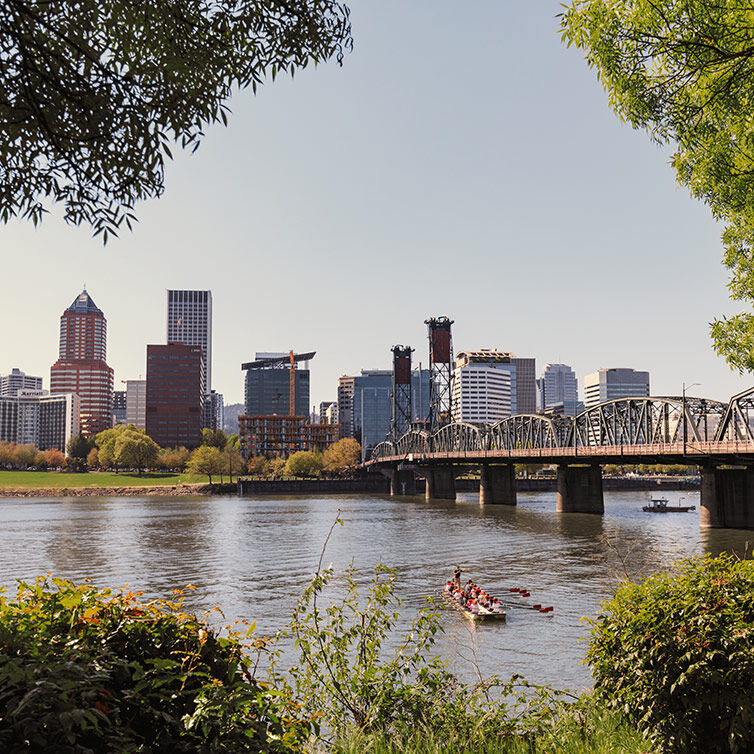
223,403 -> 244,435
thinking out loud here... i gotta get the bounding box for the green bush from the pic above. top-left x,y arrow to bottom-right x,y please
586,553 -> 754,753
0,577 -> 309,752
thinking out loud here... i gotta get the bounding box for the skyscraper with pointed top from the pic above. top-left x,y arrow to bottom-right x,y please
50,289 -> 114,436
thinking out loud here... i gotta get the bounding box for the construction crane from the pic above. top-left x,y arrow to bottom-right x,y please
289,350 -> 296,416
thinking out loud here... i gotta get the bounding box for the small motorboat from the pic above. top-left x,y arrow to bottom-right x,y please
642,496 -> 696,513
441,589 -> 506,622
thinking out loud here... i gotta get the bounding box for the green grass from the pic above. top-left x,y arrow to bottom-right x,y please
0,470 -> 211,488
330,702 -> 655,754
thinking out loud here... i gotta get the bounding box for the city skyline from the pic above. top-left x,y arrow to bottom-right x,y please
3,2 -> 753,407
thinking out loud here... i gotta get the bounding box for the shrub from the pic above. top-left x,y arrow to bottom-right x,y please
0,577 -> 309,752
586,553 -> 754,753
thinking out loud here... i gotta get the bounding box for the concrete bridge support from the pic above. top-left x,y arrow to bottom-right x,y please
424,467 -> 456,500
700,466 -> 754,529
479,465 -> 516,505
390,468 -> 417,496
556,464 -> 604,514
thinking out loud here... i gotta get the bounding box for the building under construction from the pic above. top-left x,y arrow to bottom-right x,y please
239,351 -> 338,457
239,414 -> 338,457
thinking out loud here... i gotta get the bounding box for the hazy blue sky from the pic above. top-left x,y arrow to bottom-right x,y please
3,1 -> 752,408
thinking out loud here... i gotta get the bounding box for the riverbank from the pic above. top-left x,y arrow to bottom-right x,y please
0,482 -> 238,497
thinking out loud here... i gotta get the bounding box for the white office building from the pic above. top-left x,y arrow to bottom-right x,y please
1,368 -> 43,397
584,368 -> 650,408
451,364 -> 512,424
0,391 -> 80,450
167,289 -> 212,392
125,380 -> 147,429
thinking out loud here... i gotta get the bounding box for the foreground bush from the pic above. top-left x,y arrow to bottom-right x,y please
0,577 -> 308,752
587,553 -> 754,753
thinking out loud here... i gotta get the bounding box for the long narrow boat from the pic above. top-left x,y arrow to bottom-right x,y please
441,590 -> 506,622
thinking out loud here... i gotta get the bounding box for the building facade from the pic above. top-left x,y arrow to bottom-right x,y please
350,369 -> 431,459
584,368 -> 650,408
166,290 -> 212,390
112,390 -> 127,425
538,363 -> 579,415
239,414 -> 338,457
204,390 -> 224,432
454,350 -> 536,416
242,352 -> 311,417
451,365 -> 512,424
145,343 -> 205,448
337,376 -> 355,439
50,290 -> 113,436
1,368 -> 43,397
319,401 -> 338,425
0,392 -> 79,451
125,380 -> 147,429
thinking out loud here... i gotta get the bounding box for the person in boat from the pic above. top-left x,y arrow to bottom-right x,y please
469,599 -> 480,614
444,581 -> 453,593
491,599 -> 503,613
452,565 -> 467,591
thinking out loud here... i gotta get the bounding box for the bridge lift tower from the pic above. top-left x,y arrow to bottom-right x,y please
391,345 -> 413,440
425,316 -> 454,432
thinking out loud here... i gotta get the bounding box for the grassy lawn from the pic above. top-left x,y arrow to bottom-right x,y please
0,470 -> 211,488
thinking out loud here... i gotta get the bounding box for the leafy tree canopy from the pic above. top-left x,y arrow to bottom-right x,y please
285,449 -> 323,477
322,437 -> 360,473
187,445 -> 224,484
560,0 -> 754,372
2,0 -> 352,241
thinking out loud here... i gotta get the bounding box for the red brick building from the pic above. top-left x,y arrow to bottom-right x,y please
50,290 -> 113,436
145,343 -> 204,449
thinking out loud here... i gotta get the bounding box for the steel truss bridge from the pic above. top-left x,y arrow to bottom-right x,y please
367,388 -> 754,467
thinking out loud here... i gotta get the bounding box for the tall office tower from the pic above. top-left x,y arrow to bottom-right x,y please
145,343 -> 204,448
166,289 -> 212,392
112,390 -> 127,425
337,375 -> 355,438
242,352 -> 312,417
319,401 -> 338,424
1,368 -> 43,396
451,365 -> 512,424
50,290 -> 114,435
125,380 -> 147,429
454,350 -> 536,416
205,390 -> 224,431
540,363 -> 579,415
584,368 -> 650,408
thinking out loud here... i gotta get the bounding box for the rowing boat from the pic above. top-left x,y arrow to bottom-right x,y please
441,590 -> 506,622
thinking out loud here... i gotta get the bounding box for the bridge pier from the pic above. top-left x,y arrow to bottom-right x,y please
479,465 -> 516,505
556,464 -> 604,514
425,467 -> 456,500
700,465 -> 754,529
390,468 -> 417,496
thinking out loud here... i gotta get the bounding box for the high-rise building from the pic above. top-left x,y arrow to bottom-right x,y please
242,352 -> 312,417
145,343 -> 204,448
0,392 -> 79,450
350,368 -> 431,459
166,290 -> 212,392
1,368 -> 43,397
584,368 -> 650,408
112,390 -> 127,425
454,350 -> 536,416
451,365 -> 512,424
539,364 -> 579,415
337,375 -> 355,439
204,390 -> 224,432
125,380 -> 147,429
50,290 -> 114,436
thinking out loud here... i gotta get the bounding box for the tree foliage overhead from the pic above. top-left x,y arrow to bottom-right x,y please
1,0 -> 352,241
560,1 -> 754,372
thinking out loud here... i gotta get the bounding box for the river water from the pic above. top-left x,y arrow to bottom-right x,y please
0,490 -> 751,691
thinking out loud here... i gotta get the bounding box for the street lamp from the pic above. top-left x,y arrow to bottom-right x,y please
682,381 -> 701,456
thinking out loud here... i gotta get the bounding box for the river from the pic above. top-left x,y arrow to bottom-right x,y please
0,490 -> 750,691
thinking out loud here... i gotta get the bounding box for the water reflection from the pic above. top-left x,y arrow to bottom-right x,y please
0,490 -> 750,691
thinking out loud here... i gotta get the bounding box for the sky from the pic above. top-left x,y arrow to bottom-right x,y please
3,1 -> 753,408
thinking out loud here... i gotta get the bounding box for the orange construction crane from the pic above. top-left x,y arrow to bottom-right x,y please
289,349 -> 295,416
